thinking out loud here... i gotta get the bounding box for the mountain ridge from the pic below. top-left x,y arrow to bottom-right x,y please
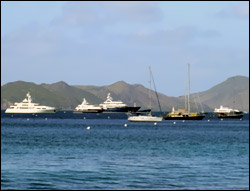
1,76 -> 249,112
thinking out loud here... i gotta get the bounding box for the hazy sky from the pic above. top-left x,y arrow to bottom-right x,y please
1,1 -> 249,96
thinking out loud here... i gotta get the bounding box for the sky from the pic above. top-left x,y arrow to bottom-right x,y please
1,1 -> 249,96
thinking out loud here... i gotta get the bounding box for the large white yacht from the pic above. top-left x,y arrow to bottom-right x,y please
99,93 -> 140,113
74,98 -> 104,113
5,92 -> 58,113
214,105 -> 243,119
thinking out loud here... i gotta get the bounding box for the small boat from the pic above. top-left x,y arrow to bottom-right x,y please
5,92 -> 58,113
214,105 -> 243,119
99,93 -> 140,113
74,98 -> 104,113
164,64 -> 205,120
128,66 -> 163,122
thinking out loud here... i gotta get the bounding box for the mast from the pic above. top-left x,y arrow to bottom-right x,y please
187,63 -> 190,113
148,66 -> 152,112
149,66 -> 163,113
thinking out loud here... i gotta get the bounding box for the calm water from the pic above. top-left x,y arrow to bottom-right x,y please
1,111 -> 249,190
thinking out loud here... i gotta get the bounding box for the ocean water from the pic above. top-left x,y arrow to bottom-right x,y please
1,111 -> 249,190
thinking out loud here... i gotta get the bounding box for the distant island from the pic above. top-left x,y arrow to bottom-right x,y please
1,76 -> 249,112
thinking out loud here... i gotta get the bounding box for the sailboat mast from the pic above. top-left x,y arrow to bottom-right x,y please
187,63 -> 190,113
149,66 -> 152,112
149,66 -> 163,113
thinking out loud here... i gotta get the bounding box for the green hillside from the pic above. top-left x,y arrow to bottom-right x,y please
1,76 -> 249,112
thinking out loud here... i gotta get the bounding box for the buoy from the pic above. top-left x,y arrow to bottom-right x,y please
108,116 -> 110,119
124,124 -> 127,127
45,118 -> 47,120
182,120 -> 185,123
240,118 -> 242,120
86,126 -> 91,130
27,118 -> 29,121
83,117 -> 86,119
154,122 -> 157,125
173,121 -> 176,125
221,118 -> 223,121
11,115 -> 13,117
208,119 -> 210,122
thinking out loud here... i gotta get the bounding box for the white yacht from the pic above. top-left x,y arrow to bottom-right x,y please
214,105 -> 243,119
128,115 -> 163,122
5,92 -> 58,113
99,93 -> 140,113
128,66 -> 163,122
74,98 -> 104,113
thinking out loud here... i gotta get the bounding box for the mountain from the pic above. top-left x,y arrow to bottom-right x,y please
195,76 -> 249,112
41,81 -> 102,109
1,76 -> 249,112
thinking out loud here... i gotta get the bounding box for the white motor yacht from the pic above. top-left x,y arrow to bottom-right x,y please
74,98 -> 104,113
214,105 -> 243,119
99,93 -> 140,112
5,92 -> 58,113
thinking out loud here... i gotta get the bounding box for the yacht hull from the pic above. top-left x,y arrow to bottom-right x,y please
164,115 -> 205,120
128,116 -> 163,122
5,109 -> 58,113
73,109 -> 104,113
216,114 -> 243,119
103,106 -> 140,113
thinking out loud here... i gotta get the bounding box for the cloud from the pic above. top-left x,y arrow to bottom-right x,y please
2,23 -> 65,57
216,2 -> 249,19
234,2 -> 249,19
102,1 -> 163,23
131,26 -> 221,46
52,1 -> 163,27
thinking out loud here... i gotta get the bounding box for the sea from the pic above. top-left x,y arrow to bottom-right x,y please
1,111 -> 249,190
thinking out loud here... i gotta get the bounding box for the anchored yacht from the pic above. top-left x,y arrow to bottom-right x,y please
214,105 -> 243,119
74,98 -> 104,113
164,64 -> 205,120
99,93 -> 140,113
5,92 -> 58,113
128,66 -> 163,122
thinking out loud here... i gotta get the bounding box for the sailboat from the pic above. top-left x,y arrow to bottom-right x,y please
128,67 -> 163,122
164,64 -> 206,120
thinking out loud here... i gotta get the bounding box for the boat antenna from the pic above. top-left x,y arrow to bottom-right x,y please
149,66 -> 163,114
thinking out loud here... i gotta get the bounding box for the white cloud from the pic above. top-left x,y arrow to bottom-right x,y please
216,2 -> 249,19
234,2 -> 249,19
131,26 -> 221,46
52,1 -> 163,27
